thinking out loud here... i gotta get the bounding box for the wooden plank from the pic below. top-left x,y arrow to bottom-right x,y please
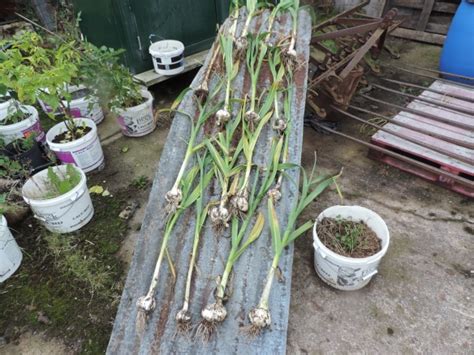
417,0 -> 436,31
390,0 -> 459,13
107,9 -> 312,355
134,50 -> 209,87
390,27 -> 445,44
425,22 -> 450,34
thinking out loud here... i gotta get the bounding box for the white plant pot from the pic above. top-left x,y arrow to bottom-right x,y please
46,118 -> 104,173
115,90 -> 155,137
0,215 -> 23,282
0,97 -> 13,120
313,205 -> 390,291
22,165 -> 94,233
149,40 -> 185,76
0,105 -> 45,145
38,85 -> 104,124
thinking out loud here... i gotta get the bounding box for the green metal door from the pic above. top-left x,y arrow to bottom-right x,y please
73,0 -> 229,74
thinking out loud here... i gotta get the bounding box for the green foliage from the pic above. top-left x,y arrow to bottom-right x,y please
130,175 -> 150,190
46,164 -> 81,198
0,103 -> 30,126
79,42 -> 143,111
0,31 -> 80,116
0,155 -> 25,179
333,216 -> 365,253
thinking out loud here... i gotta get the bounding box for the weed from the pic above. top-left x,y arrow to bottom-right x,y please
131,175 -> 150,190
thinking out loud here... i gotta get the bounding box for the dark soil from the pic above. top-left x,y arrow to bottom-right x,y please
316,217 -> 382,258
52,126 -> 92,144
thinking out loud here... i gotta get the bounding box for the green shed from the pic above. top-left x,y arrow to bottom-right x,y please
72,0 -> 230,74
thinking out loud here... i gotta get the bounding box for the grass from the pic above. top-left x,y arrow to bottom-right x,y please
0,189 -> 130,353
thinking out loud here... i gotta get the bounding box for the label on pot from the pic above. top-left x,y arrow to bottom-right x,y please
22,120 -> 45,142
117,110 -> 155,137
70,135 -> 103,171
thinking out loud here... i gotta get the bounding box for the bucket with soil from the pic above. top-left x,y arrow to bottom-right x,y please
0,105 -> 45,145
0,215 -> 23,282
38,85 -> 105,124
22,164 -> 94,233
313,205 -> 390,291
115,89 -> 155,137
4,135 -> 51,173
46,118 -> 104,173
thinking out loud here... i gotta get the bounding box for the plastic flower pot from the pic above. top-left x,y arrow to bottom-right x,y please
38,85 -> 105,124
0,97 -> 13,120
149,40 -> 185,76
0,215 -> 23,282
313,205 -> 390,291
22,165 -> 94,233
46,118 -> 105,173
5,139 -> 51,173
115,89 -> 155,137
0,105 -> 45,145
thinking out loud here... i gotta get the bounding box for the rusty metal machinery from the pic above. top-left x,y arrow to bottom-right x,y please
307,1 -> 400,118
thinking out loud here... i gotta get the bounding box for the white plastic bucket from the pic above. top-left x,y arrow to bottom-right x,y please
22,165 -> 94,233
149,40 -> 185,76
46,118 -> 104,173
0,105 -> 45,144
38,85 -> 104,124
313,205 -> 390,291
115,90 -> 155,137
0,97 -> 13,120
0,215 -> 22,282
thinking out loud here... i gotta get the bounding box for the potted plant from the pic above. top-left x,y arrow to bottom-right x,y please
80,44 -> 155,137
0,156 -> 29,225
22,164 -> 94,233
312,205 -> 390,291
0,214 -> 23,282
3,133 -> 51,173
0,31 -> 105,173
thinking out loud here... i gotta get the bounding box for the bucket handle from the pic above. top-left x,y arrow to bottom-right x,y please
149,33 -> 165,45
362,270 -> 378,281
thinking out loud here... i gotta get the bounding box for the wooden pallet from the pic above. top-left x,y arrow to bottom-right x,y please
370,80 -> 474,198
385,0 -> 460,45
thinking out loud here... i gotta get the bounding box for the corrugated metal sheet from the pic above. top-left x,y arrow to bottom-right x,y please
107,8 -> 312,354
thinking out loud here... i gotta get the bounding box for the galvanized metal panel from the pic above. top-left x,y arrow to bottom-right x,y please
107,9 -> 312,354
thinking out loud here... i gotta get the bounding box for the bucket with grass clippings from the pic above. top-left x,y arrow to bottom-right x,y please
0,215 -> 22,282
22,165 -> 94,233
313,205 -> 390,291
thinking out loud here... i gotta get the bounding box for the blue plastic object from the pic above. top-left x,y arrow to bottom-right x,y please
439,0 -> 474,85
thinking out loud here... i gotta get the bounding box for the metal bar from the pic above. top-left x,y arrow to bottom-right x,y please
381,78 -> 474,104
310,122 -> 474,189
312,21 -> 382,43
371,83 -> 474,117
340,28 -> 385,79
359,94 -> 474,130
312,0 -> 370,31
389,65 -> 474,90
332,106 -> 474,164
406,64 -> 474,82
346,104 -> 474,148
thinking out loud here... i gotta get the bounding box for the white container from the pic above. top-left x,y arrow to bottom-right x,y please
0,105 -> 45,144
115,89 -> 155,137
0,215 -> 23,282
149,40 -> 185,76
38,85 -> 104,124
313,205 -> 390,291
0,97 -> 13,120
22,165 -> 94,233
46,118 -> 104,173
